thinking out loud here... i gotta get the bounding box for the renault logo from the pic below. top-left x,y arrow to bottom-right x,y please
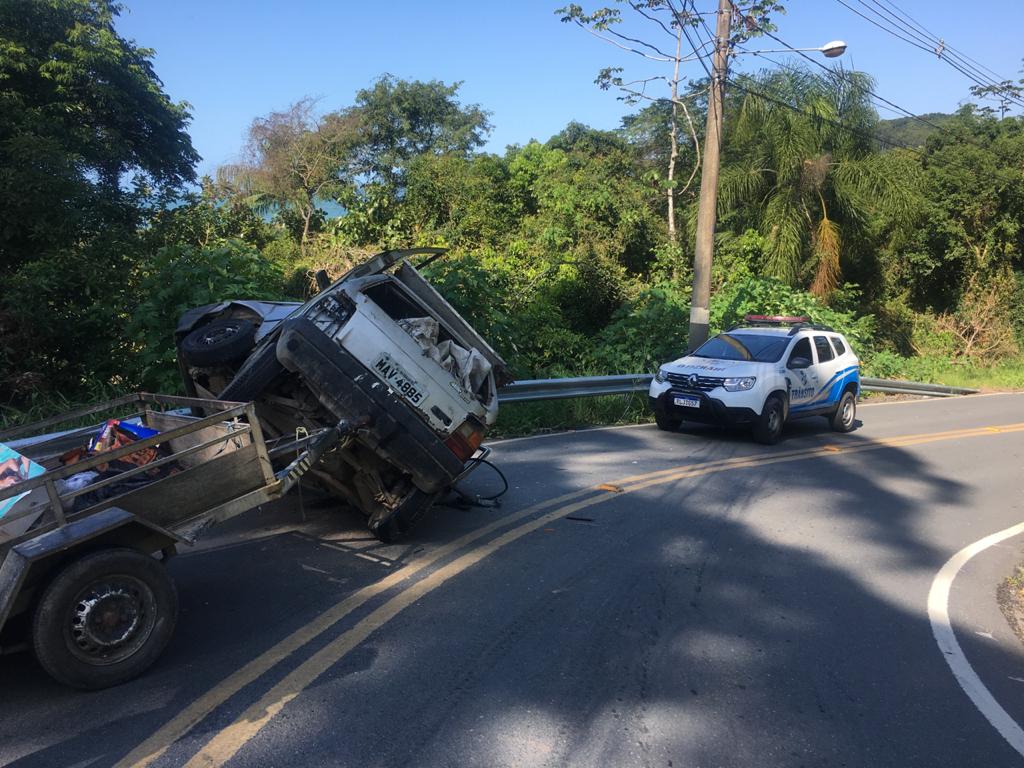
687,374 -> 699,388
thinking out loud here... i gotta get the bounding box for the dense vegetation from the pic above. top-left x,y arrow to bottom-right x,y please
1,1 -> 1022,426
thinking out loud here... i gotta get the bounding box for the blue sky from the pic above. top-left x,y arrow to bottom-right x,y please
117,1 -> 1024,176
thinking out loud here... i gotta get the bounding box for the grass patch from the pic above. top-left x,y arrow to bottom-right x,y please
491,393 -> 652,439
998,564 -> 1024,647
862,355 -> 1024,391
0,385 -> 133,434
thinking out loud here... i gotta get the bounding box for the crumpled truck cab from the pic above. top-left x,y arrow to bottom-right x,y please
175,248 -> 511,541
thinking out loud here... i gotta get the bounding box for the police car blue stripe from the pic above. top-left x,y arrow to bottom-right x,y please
790,365 -> 859,411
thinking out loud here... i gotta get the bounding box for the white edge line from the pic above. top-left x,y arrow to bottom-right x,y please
927,521 -> 1024,758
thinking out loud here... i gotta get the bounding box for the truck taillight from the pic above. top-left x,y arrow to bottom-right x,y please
445,418 -> 484,462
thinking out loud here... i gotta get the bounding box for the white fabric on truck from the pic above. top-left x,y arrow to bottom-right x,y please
398,317 -> 493,396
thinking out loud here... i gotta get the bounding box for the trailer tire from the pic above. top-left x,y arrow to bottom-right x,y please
32,548 -> 178,690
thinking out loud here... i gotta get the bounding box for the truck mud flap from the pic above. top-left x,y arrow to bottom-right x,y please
276,318 -> 464,492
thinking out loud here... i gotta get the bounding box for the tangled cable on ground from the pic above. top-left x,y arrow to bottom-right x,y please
447,457 -> 509,509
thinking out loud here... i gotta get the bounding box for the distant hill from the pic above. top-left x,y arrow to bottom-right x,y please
876,112 -> 957,149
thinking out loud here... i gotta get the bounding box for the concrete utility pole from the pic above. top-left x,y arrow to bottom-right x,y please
688,0 -> 733,350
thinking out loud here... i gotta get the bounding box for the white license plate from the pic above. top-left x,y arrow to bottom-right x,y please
673,396 -> 700,408
373,354 -> 426,406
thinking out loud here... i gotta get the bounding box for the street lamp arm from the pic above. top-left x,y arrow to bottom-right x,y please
733,41 -> 848,59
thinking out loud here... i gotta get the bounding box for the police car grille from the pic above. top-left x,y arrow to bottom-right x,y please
666,373 -> 725,392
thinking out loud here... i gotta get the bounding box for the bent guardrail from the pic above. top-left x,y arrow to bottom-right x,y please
498,374 -> 978,403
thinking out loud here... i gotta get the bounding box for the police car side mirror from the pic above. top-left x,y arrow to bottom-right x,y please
788,356 -> 812,370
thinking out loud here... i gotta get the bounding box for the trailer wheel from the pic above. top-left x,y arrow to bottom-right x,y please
32,548 -> 178,690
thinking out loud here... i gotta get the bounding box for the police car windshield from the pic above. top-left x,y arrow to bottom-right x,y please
692,333 -> 789,363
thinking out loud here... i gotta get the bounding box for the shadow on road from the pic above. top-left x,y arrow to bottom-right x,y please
2,427 -> 1022,767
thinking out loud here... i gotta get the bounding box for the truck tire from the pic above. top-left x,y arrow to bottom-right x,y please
180,318 -> 256,367
219,340 -> 285,402
752,394 -> 785,445
830,391 -> 857,433
32,548 -> 178,690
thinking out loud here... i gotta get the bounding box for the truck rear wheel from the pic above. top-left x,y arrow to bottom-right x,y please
219,339 -> 285,402
32,548 -> 178,690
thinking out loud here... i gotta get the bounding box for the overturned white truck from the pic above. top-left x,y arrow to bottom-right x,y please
175,248 -> 512,541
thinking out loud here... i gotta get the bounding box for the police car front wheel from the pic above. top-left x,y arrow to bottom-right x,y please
752,395 -> 786,445
655,412 -> 682,432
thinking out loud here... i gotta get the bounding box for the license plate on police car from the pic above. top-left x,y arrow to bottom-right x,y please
673,396 -> 700,408
373,354 -> 426,406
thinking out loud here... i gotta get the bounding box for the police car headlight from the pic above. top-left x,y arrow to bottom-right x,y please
655,368 -> 668,383
723,376 -> 756,391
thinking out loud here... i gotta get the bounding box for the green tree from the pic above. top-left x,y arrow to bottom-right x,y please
350,75 -> 492,190
887,108 -> 1024,311
967,58 -> 1023,119
557,0 -> 785,243
218,97 -> 359,256
0,0 -> 196,267
127,242 -> 284,390
0,0 -> 198,401
719,67 -> 916,296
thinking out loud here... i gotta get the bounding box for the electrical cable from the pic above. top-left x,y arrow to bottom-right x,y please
871,0 -> 1005,83
726,3 -> 950,138
833,0 -> 1024,110
860,0 -> 1014,90
447,456 -> 509,508
724,76 -> 923,155
737,47 -> 941,135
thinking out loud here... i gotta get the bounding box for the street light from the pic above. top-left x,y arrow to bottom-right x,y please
735,40 -> 849,58
820,40 -> 848,58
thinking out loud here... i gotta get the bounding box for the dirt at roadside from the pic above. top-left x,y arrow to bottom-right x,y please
997,565 -> 1024,646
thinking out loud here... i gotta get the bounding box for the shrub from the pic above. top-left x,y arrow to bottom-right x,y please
126,241 -> 284,391
594,281 -> 691,372
710,274 -> 876,350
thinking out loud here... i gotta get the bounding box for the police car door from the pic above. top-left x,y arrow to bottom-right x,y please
785,336 -> 819,410
811,334 -> 842,408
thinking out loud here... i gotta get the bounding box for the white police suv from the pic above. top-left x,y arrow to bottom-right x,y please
648,316 -> 860,444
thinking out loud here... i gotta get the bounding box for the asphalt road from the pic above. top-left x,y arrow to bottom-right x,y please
3,392 -> 1024,768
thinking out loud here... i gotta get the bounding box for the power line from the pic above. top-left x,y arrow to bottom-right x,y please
871,0 -> 1005,83
740,49 -> 935,127
834,0 -> 1024,110
724,76 -> 922,155
675,1 -> 714,82
724,3 -> 948,141
863,0 -> 1012,87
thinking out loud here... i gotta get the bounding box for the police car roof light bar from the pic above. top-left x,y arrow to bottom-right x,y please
743,315 -> 810,325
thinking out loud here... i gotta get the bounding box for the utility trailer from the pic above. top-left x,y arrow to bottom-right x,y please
0,393 -> 350,689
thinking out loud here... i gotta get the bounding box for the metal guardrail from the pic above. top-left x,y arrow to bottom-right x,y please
497,374 -> 655,403
498,374 -> 978,403
859,377 -> 977,397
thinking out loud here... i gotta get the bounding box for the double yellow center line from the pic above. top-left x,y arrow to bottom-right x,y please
116,421 -> 1024,768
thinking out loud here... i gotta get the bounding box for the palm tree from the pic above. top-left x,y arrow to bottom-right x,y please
717,67 -> 914,297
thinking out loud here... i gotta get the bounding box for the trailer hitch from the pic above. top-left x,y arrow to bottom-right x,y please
275,418 -> 363,495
